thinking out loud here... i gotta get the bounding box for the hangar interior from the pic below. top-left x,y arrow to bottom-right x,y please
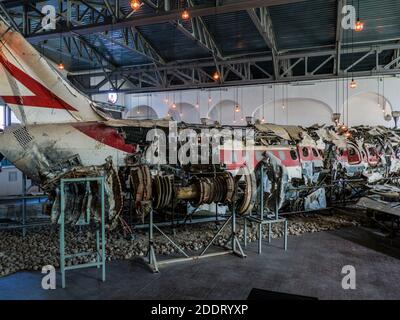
1,0 -> 400,300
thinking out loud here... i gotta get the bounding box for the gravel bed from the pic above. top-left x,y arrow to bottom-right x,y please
0,211 -> 362,277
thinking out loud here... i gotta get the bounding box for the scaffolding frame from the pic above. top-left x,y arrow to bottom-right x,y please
244,163 -> 288,254
143,200 -> 246,273
58,177 -> 106,288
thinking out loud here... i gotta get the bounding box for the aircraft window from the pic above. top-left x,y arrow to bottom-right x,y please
232,151 -> 237,162
302,147 -> 309,157
278,151 -> 286,160
9,171 -> 17,182
290,150 -> 298,160
348,147 -> 361,164
368,148 -> 377,156
312,148 -> 318,157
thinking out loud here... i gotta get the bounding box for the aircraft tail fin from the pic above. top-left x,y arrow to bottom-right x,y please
0,20 -> 103,124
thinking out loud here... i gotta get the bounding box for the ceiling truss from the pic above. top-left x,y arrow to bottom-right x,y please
1,0 -> 400,95
68,43 -> 400,94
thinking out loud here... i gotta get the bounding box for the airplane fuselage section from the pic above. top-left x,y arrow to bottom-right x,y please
0,122 -> 133,183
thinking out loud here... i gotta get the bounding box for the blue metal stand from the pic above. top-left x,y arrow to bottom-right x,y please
244,163 -> 288,254
58,177 -> 106,289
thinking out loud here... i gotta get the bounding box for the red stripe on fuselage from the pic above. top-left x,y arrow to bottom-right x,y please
73,122 -> 135,154
0,53 -> 77,111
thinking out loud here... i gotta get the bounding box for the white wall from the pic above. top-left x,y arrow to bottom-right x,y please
0,105 -> 3,130
0,166 -> 36,197
253,98 -> 334,127
346,92 -> 392,126
92,75 -> 400,127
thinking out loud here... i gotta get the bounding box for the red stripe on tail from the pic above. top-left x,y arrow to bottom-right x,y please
0,53 -> 77,111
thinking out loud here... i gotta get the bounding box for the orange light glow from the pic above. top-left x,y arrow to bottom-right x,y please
355,20 -> 364,32
130,0 -> 141,11
235,105 -> 240,113
171,103 -> 177,109
212,71 -> 220,81
350,79 -> 357,89
181,9 -> 190,20
58,62 -> 65,70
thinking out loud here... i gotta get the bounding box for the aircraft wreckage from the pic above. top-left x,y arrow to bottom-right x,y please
0,19 -> 400,231
2,117 -> 400,231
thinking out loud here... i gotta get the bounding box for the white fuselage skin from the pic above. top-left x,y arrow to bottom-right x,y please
0,122 -> 130,183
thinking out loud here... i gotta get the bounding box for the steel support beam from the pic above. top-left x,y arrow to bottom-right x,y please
247,7 -> 280,79
18,0 -> 305,41
5,1 -> 166,65
66,41 -> 400,94
335,0 -> 345,75
172,0 -> 224,60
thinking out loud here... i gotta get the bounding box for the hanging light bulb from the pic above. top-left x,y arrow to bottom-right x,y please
261,117 -> 265,123
58,62 -> 65,70
195,103 -> 199,109
181,9 -> 190,20
172,103 -> 177,109
282,103 -> 285,110
212,71 -> 220,81
208,96 -> 212,103
344,132 -> 351,138
130,0 -> 141,11
355,19 -> 364,32
235,105 -> 240,113
350,78 -> 357,89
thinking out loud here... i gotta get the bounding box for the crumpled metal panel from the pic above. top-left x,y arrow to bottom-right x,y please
304,188 -> 326,211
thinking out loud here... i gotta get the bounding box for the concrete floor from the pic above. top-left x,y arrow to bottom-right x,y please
1,226 -> 400,300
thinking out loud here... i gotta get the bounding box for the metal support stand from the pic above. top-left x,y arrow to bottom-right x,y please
244,163 -> 288,254
58,177 -> 106,289
22,173 -> 26,238
144,201 -> 246,273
